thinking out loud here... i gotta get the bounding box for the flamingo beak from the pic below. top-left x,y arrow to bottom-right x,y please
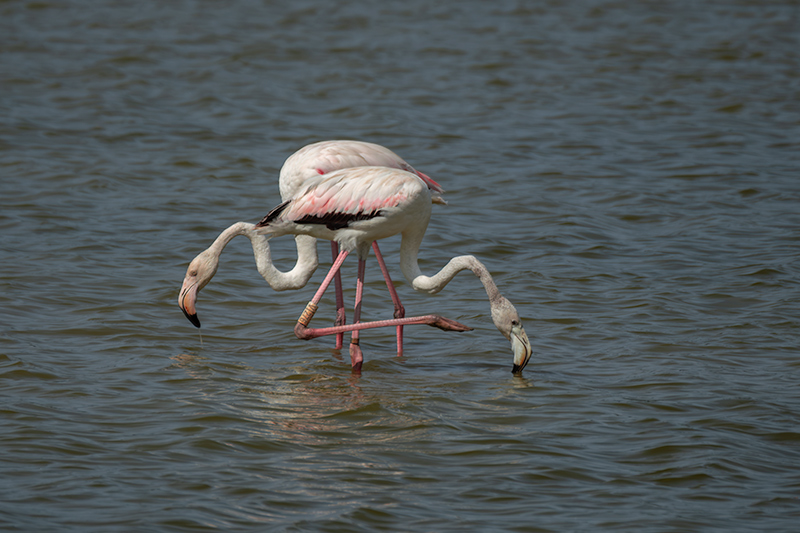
178,280 -> 201,328
510,324 -> 532,375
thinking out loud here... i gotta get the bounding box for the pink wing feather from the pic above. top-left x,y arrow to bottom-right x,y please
258,167 -> 426,230
286,167 -> 419,220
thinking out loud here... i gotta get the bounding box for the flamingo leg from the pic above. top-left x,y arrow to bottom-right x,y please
372,242 -> 404,357
331,241 -> 346,350
294,249 -> 350,330
349,257 -> 366,372
293,248 -> 472,362
295,313 -> 472,339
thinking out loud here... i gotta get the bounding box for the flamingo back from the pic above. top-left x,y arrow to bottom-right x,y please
279,140 -> 443,200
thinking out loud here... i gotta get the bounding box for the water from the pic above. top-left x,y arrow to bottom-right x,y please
2,0 -> 800,531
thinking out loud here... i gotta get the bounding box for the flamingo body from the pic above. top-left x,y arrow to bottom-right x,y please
258,167 -> 431,255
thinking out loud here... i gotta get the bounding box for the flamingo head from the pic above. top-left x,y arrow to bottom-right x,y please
491,296 -> 533,374
178,248 -> 220,328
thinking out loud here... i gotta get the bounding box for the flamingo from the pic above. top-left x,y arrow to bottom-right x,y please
178,140 -> 444,353
253,166 -> 533,374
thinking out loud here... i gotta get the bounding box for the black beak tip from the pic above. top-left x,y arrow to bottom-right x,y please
512,364 -> 523,375
181,308 -> 201,328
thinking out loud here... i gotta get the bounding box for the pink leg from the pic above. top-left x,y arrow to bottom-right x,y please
349,258 -> 366,372
295,314 -> 472,340
297,249 -> 350,319
372,242 -> 404,357
293,248 -> 472,365
331,241 -> 345,350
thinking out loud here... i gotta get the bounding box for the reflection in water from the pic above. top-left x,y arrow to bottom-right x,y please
167,352 -> 213,380
169,351 -> 381,446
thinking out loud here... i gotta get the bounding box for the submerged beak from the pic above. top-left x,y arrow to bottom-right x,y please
510,324 -> 532,375
178,280 -> 201,328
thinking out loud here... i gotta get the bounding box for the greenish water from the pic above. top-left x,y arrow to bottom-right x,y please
2,1 -> 800,531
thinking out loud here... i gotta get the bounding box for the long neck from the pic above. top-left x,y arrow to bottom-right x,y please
399,227 -> 502,305
212,222 -> 318,291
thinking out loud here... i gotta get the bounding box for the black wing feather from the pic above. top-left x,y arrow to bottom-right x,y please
255,199 -> 384,231
295,210 -> 384,230
255,200 -> 291,227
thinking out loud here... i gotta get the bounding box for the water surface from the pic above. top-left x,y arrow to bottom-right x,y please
2,1 -> 800,531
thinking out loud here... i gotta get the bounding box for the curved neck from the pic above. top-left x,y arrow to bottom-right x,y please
212,222 -> 318,291
208,221 -> 251,255
399,228 -> 502,304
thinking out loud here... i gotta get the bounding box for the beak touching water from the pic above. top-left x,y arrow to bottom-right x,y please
510,323 -> 532,375
178,279 -> 201,328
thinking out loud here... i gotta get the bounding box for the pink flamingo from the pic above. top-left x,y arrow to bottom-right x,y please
254,166 -> 533,374
178,140 -> 443,353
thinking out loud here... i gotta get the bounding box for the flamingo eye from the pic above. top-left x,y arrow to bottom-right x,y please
190,270 -> 198,277
511,319 -> 519,326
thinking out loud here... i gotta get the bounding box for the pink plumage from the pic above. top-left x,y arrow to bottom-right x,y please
256,166 -> 430,248
287,168 -> 416,219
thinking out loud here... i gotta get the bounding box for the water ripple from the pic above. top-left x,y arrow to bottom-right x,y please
3,0 -> 800,531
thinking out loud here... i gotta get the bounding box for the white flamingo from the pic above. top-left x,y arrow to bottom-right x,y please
178,140 -> 443,352
253,166 -> 532,374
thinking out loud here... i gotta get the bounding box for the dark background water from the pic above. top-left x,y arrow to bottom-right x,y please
2,1 -> 800,531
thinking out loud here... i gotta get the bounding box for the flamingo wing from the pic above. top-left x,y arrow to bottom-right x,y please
258,167 -> 425,230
